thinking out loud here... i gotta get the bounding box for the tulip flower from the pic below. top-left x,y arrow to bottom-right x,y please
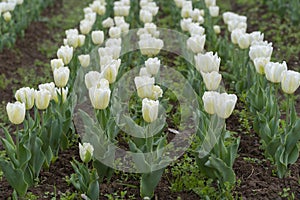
231,28 -> 245,44
265,61 -> 287,83
114,5 -> 130,16
91,30 -> 104,45
105,38 -> 122,47
142,98 -> 159,123
180,18 -> 193,32
202,91 -> 219,115
249,31 -> 264,44
238,33 -> 250,49
151,85 -> 163,100
281,70 -> 300,94
78,54 -> 90,68
140,9 -> 153,23
3,12 -> 11,22
253,57 -> 270,75
187,34 -> 206,54
249,41 -> 273,61
50,58 -> 64,71
57,45 -> 73,65
78,35 -> 86,47
53,67 -> 70,88
15,87 -> 35,110
109,26 -> 121,38
188,23 -> 205,37
6,102 -> 26,125
35,89 -> 51,110
101,59 -> 121,83
145,57 -> 160,75
135,76 -> 155,99
89,86 -> 111,109
214,93 -> 237,119
138,36 -> 164,56
194,52 -> 220,73
201,71 -> 222,91
90,1 -> 106,15
209,6 -> 219,17
205,0 -> 216,7
85,71 -> 103,89
38,82 -> 56,100
102,17 -> 115,28
80,19 -> 93,35
79,143 -> 94,163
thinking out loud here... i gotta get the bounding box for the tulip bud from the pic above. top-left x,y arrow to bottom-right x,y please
91,30 -> 104,45
35,89 -> 51,110
187,35 -> 206,54
265,61 -> 287,83
202,91 -> 218,115
281,70 -> 300,94
194,52 -> 220,73
6,102 -> 26,124
142,98 -> 159,123
51,58 -> 64,71
145,57 -> 160,75
89,86 -> 111,109
3,12 -> 11,22
15,87 -> 35,110
201,71 -> 222,91
53,67 -> 70,88
213,25 -> 221,34
135,76 -> 155,99
78,54 -> 90,68
79,143 -> 94,163
57,45 -> 73,65
214,93 -> 237,119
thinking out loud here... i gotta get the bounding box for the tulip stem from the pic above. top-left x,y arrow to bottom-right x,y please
15,126 -> 20,160
286,94 -> 290,130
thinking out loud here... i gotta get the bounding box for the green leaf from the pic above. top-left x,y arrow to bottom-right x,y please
140,168 -> 165,198
0,159 -> 28,196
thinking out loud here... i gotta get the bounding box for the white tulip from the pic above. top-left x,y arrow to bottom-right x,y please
89,86 -> 111,109
85,71 -> 103,89
231,28 -> 245,44
134,76 -> 155,99
53,66 -> 70,88
78,54 -> 90,68
238,33 -> 250,49
187,35 -> 206,54
140,9 -> 153,23
142,98 -> 159,123
35,89 -> 51,110
202,91 -> 219,115
249,31 -> 264,44
214,93 -> 237,119
138,37 -> 164,56
38,82 -> 56,100
145,57 -> 160,75
15,87 -> 35,110
209,6 -> 219,17
102,17 -> 115,28
6,102 -> 25,124
213,25 -> 221,34
194,52 -> 220,73
105,38 -> 122,47
51,58 -> 64,71
205,0 -> 216,7
53,87 -> 69,103
114,5 -> 130,16
253,57 -> 270,75
151,85 -> 163,100
91,30 -> 104,45
180,18 -> 193,32
201,71 -> 222,91
109,26 -> 121,38
265,61 -> 287,83
57,45 -> 73,65
249,41 -> 273,61
281,70 -> 300,94
79,143 -> 94,163
3,12 -> 11,22
139,67 -> 152,77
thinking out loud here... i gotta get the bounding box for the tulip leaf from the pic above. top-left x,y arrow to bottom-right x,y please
140,168 -> 165,198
